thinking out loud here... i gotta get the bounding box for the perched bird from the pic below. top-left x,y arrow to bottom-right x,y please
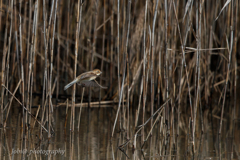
64,69 -> 107,90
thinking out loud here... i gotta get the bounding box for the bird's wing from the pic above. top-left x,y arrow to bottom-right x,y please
81,80 -> 107,89
78,72 -> 97,80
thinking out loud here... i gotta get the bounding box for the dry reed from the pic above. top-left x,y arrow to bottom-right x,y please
0,0 -> 239,159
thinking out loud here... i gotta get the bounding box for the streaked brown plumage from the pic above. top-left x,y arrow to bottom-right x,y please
64,69 -> 107,90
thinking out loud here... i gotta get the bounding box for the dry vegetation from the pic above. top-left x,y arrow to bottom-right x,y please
0,0 -> 239,159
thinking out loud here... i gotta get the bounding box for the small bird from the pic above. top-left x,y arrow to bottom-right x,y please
64,69 -> 107,90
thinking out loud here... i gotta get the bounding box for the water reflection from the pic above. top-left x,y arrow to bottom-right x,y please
0,105 -> 239,159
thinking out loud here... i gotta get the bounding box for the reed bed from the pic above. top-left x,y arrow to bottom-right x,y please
0,0 -> 239,159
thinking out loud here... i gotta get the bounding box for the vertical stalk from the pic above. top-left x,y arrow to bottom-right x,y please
142,0 -> 148,142
0,0 -> 2,30
164,0 -> 169,131
65,0 -> 70,95
19,14 -> 25,160
41,0 -> 47,140
0,0 -> 10,124
49,0 -> 58,138
77,87 -> 85,131
77,0 -> 83,131
110,0 -> 114,97
219,0 -> 234,140
71,0 -> 81,131
26,0 -> 32,83
100,0 -> 106,102
126,0 -> 131,140
117,0 -> 120,100
89,0 -> 99,104
57,0 -> 63,101
27,1 -> 38,131
193,0 -> 199,154
151,0 -> 159,133
232,0 -> 238,158
6,0 -> 13,99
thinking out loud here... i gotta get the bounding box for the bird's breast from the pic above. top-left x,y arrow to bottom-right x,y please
89,76 -> 97,80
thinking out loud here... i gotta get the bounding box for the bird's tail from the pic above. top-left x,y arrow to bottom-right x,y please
64,79 -> 78,90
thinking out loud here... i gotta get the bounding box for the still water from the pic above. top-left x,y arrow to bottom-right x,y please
0,103 -> 239,160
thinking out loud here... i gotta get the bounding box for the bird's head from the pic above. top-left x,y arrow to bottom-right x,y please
93,69 -> 102,76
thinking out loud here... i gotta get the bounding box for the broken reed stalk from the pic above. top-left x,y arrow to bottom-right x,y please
32,105 -> 41,129
142,105 -> 163,148
112,59 -> 126,137
219,27 -> 233,134
133,99 -> 170,149
77,87 -> 85,131
1,82 -> 48,133
3,80 -> 21,127
58,100 -> 119,107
